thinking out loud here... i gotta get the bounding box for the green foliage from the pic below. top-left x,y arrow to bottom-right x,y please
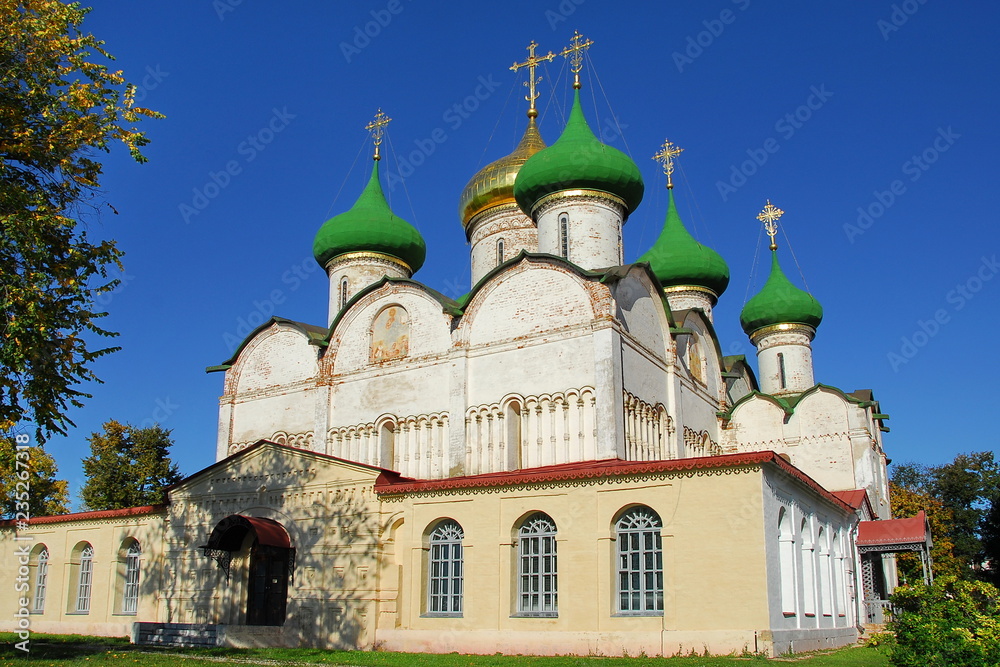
0,434 -> 68,517
890,481 -> 962,581
80,420 -> 181,510
889,575 -> 1000,667
892,451 -> 1000,581
0,0 -> 162,442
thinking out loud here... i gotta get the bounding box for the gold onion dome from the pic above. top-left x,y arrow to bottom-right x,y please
458,117 -> 546,230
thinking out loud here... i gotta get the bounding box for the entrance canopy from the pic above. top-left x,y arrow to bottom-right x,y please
199,515 -> 292,580
858,511 -> 931,550
204,515 -> 291,551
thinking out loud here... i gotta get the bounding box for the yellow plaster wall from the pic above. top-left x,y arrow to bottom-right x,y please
377,466 -> 771,655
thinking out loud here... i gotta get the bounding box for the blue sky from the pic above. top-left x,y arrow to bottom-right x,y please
40,1 -> 999,506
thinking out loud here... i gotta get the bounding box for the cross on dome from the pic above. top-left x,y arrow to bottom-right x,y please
365,109 -> 391,161
757,199 -> 784,251
511,41 -> 556,118
652,139 -> 684,190
560,30 -> 594,89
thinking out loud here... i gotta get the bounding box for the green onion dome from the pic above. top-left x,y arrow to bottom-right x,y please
513,89 -> 644,217
740,250 -> 823,335
312,160 -> 426,273
459,117 -> 546,229
637,189 -> 730,297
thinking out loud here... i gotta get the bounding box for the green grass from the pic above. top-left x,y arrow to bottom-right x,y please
0,634 -> 889,667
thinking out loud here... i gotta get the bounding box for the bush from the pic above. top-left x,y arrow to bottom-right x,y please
889,575 -> 1000,667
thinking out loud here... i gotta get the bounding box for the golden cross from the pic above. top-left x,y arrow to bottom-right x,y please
365,109 -> 391,161
757,199 -> 785,250
511,41 -> 556,118
560,30 -> 594,89
652,139 -> 684,190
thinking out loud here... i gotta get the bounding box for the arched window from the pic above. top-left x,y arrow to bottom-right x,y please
379,421 -> 395,470
339,277 -> 349,309
122,542 -> 141,614
615,506 -> 663,614
517,513 -> 557,615
76,544 -> 94,613
496,238 -> 505,266
32,546 -> 49,613
778,507 -> 796,615
558,213 -> 569,258
801,517 -> 816,616
427,520 -> 464,615
504,401 -> 522,470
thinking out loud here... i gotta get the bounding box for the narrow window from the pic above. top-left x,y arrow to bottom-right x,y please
496,238 -> 505,266
76,545 -> 94,613
616,507 -> 663,614
380,422 -> 395,470
778,508 -> 796,615
801,518 -> 816,616
517,513 -> 558,615
33,547 -> 49,613
777,353 -> 786,389
122,542 -> 141,614
340,277 -> 349,309
558,213 -> 569,258
427,520 -> 464,615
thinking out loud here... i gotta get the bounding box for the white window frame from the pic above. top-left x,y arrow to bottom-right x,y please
76,545 -> 94,613
615,507 -> 664,615
516,513 -> 558,616
33,547 -> 49,613
426,520 -> 464,615
122,542 -> 141,614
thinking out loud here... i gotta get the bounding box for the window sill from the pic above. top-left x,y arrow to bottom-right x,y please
511,613 -> 558,618
112,612 -> 138,617
613,612 -> 664,617
66,612 -> 90,616
29,611 -> 44,615
421,613 -> 462,618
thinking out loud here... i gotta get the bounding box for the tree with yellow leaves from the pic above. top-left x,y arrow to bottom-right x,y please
0,1 -> 162,441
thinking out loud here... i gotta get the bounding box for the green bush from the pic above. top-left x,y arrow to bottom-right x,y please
889,575 -> 1000,667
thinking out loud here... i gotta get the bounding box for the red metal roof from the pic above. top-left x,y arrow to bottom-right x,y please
0,504 -> 166,528
832,489 -> 868,509
857,511 -> 930,546
375,451 -> 853,512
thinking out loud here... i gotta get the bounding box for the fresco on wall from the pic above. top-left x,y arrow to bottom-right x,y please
371,306 -> 409,362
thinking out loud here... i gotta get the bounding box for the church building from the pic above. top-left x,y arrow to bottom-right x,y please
1,34 -> 928,657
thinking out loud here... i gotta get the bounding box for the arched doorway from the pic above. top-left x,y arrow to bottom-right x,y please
200,515 -> 294,626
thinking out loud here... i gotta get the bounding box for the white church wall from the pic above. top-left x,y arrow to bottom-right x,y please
761,470 -> 858,654
233,326 -> 319,394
